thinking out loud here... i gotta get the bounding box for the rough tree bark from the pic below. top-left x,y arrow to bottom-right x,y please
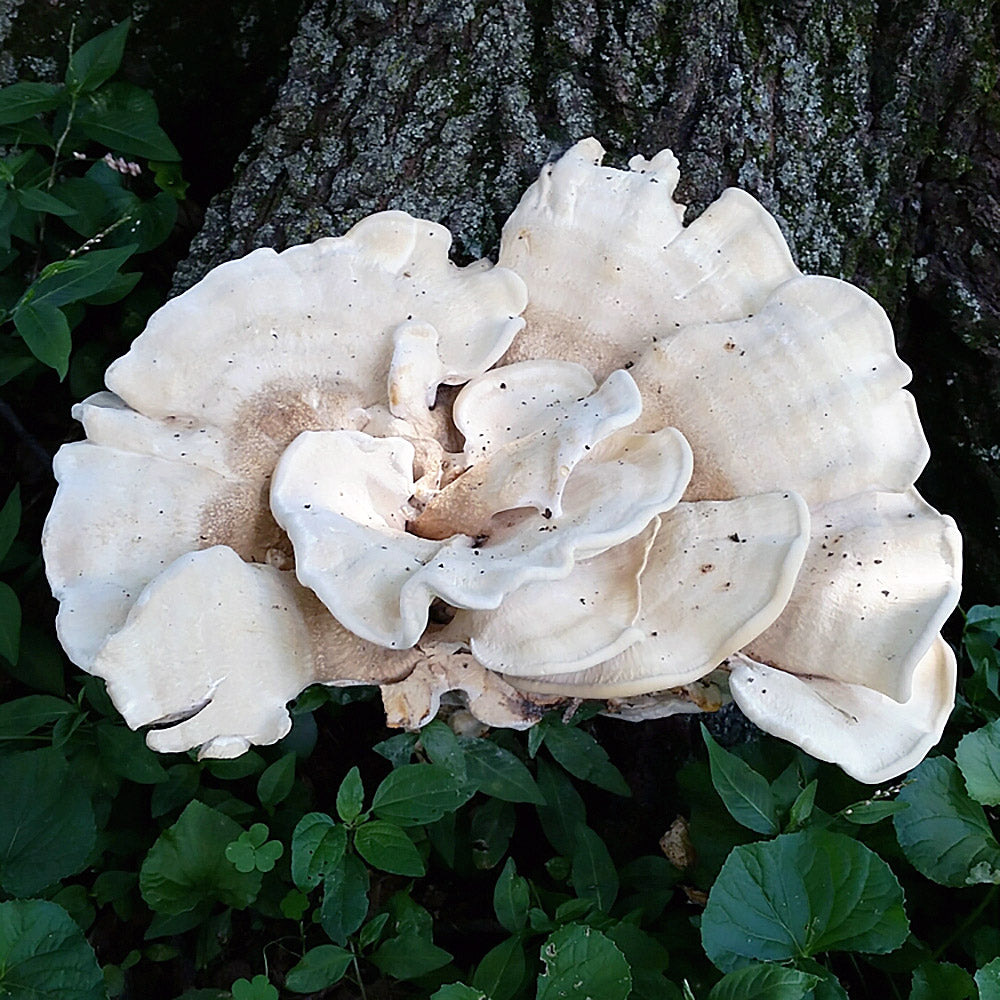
176,0 -> 1000,604
3,0 -> 997,601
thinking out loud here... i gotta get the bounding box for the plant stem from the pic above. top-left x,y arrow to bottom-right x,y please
931,884 -> 998,960
350,940 -> 368,1000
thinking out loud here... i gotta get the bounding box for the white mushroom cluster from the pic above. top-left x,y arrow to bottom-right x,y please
43,138 -> 961,782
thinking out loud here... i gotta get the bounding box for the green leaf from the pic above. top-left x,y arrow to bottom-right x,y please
571,823 -> 618,913
0,581 -> 21,663
76,82 -> 180,161
0,694 -> 73,739
465,738 -> 545,803
374,731 -> 418,767
372,762 -> 473,826
956,719 -> 1000,806
604,923 -> 674,999
336,765 -> 365,822
26,244 -> 137,309
355,820 -> 425,876
421,719 -> 467,778
702,725 -> 780,835
284,944 -> 352,993
707,964 -> 819,1000
139,800 -> 262,913
894,757 -> 1000,887
257,752 -> 296,808
977,958 -> 1000,1000
494,857 -> 529,933
840,799 -> 909,824
0,899 -> 104,1000
542,720 -> 630,795
786,779 -> 818,831
536,924 -> 632,1000
0,484 -> 20,562
536,755 -> 588,856
230,976 -> 278,1000
66,20 -> 131,94
14,187 -> 77,216
701,830 -> 908,972
910,961 -> 977,1000
95,722 -> 168,783
371,934 -> 452,979
433,986 -> 488,1000
12,301 -> 70,377
470,796 -> 515,870
473,934 -> 526,1000
0,748 -> 96,896
0,82 -> 65,125
320,853 -> 369,945
291,813 -> 347,891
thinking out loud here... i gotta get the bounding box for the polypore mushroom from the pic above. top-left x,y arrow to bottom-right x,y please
42,138 -> 961,782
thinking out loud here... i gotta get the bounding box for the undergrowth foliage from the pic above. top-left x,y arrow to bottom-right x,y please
1,20 -> 999,1000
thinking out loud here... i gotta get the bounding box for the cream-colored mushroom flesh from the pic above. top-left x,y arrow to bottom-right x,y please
630,275 -> 930,507
498,137 -> 799,378
729,637 -> 957,784
92,546 -> 315,758
507,492 -> 809,697
744,489 -> 961,702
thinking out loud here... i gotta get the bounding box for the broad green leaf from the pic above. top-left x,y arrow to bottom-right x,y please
372,762 -> 473,826
95,722 -> 168,784
494,857 -> 529,933
336,765 -> 365,822
604,923 -> 675,999
421,719 -> 467,778
786,779 -> 818,831
291,813 -> 347,891
536,755 -> 587,856
139,800 -> 262,913
0,749 -> 95,895
231,976 -> 277,1000
0,484 -> 22,561
465,738 -> 545,803
320,853 -> 369,945
977,958 -> 1000,1000
542,720 -> 630,795
470,796 -> 515,869
66,20 -> 131,94
374,731 -> 418,767
371,934 -> 452,979
910,961 -> 977,1000
707,964 -> 818,1000
618,855 -> 677,920
956,719 -> 1000,806
0,899 -> 104,1000
701,830 -> 908,972
433,986 -> 487,1000
82,269 -> 140,305
14,187 -> 77,216
284,945 -> 352,993
76,82 -> 180,161
205,750 -> 265,779
354,820 -> 425,877
0,82 -> 64,125
359,913 -> 390,949
0,694 -> 73,739
702,725 -> 780,835
12,301 -> 70,377
0,581 -> 21,663
473,935 -> 526,1000
571,823 -> 618,913
894,757 -> 1000,887
840,799 -> 909,824
26,244 -> 137,309
536,924 -> 631,1000
257,752 -> 296,808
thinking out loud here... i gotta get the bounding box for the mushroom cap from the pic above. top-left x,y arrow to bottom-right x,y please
43,212 -> 528,672
729,636 -> 957,784
503,491 -> 810,697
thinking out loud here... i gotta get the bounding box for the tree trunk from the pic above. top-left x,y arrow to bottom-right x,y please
174,0 -> 1000,604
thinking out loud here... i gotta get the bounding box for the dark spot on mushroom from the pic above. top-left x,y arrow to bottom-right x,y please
700,563 -> 714,573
